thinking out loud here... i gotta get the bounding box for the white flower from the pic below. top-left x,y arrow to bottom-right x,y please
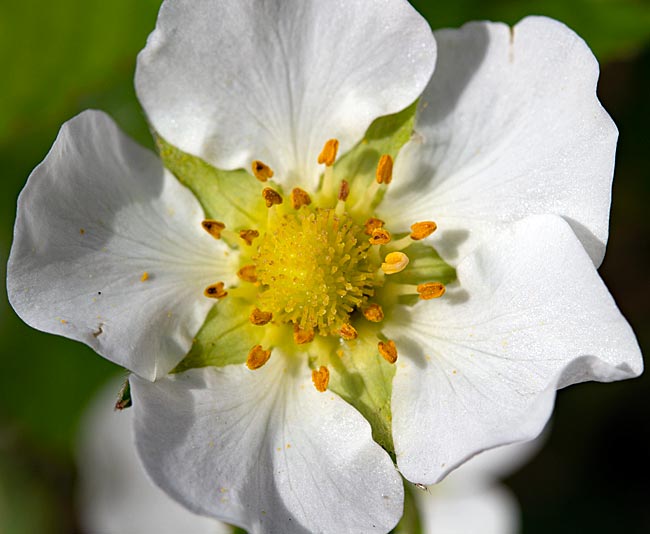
417,432 -> 546,534
77,378 -> 232,534
6,1 -> 643,532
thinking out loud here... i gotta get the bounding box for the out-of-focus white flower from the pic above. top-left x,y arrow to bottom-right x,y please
77,378 -> 232,534
417,434 -> 545,534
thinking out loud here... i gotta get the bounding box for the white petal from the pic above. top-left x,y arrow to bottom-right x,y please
385,215 -> 642,484
383,17 -> 617,265
131,355 -> 404,534
136,0 -> 436,188
416,484 -> 519,534
7,110 -> 236,380
77,378 -> 230,534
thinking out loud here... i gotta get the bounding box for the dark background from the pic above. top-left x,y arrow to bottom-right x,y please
1,1 -> 648,532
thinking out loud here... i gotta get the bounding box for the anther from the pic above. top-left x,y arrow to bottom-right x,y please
338,180 -> 350,202
364,218 -> 385,236
204,282 -> 228,299
252,160 -> 274,182
376,154 -> 394,184
417,282 -> 446,300
362,303 -> 384,323
249,308 -> 273,326
410,221 -> 437,240
318,139 -> 339,167
140,272 -> 149,282
293,324 -> 315,345
201,219 -> 226,239
239,229 -> 260,245
339,323 -> 358,340
237,264 -> 257,283
370,228 -> 391,245
381,251 -> 409,274
291,188 -> 312,209
246,345 -> 272,370
378,340 -> 398,364
262,187 -> 283,207
312,366 -> 330,392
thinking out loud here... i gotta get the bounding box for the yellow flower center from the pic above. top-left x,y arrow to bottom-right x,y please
255,207 -> 377,336
197,138 -> 450,389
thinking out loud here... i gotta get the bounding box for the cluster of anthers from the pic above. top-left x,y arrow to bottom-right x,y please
198,140 -> 446,392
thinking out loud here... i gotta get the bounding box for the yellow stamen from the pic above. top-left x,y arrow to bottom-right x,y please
201,219 -> 226,239
291,188 -> 312,209
239,229 -> 260,246
204,282 -> 228,299
410,221 -> 437,240
376,154 -> 394,184
370,228 -> 391,245
417,282 -> 446,300
362,303 -> 384,323
318,139 -> 339,167
293,324 -> 315,345
339,323 -> 358,340
252,160 -> 274,182
312,366 -> 330,392
262,187 -> 283,207
237,264 -> 257,283
378,340 -> 398,364
338,180 -> 350,202
249,308 -> 273,326
140,272 -> 149,282
381,251 -> 409,274
246,345 -> 272,370
364,218 -> 385,236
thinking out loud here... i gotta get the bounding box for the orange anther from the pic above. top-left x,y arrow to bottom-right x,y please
252,160 -> 274,182
410,221 -> 437,240
378,340 -> 398,364
370,228 -> 391,245
318,139 -> 339,166
376,154 -> 394,184
362,303 -> 384,323
339,323 -> 358,340
201,219 -> 226,239
246,345 -> 272,370
204,282 -> 228,299
249,308 -> 272,326
364,218 -> 385,236
417,282 -> 446,300
239,229 -> 260,245
290,187 -> 312,209
262,187 -> 283,207
237,264 -> 257,283
312,366 -> 330,392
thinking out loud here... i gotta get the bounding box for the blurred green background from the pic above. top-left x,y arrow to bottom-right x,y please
0,0 -> 648,532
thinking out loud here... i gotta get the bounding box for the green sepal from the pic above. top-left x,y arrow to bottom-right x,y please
155,135 -> 266,245
114,377 -> 132,410
388,241 -> 457,306
172,297 -> 263,373
335,100 -> 418,193
327,323 -> 396,455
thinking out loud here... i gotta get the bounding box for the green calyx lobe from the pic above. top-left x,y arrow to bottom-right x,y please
160,101 -> 456,460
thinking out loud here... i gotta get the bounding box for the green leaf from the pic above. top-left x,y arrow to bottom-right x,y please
156,135 -> 267,243
173,297 -> 264,372
327,323 -> 396,454
336,101 -> 418,194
